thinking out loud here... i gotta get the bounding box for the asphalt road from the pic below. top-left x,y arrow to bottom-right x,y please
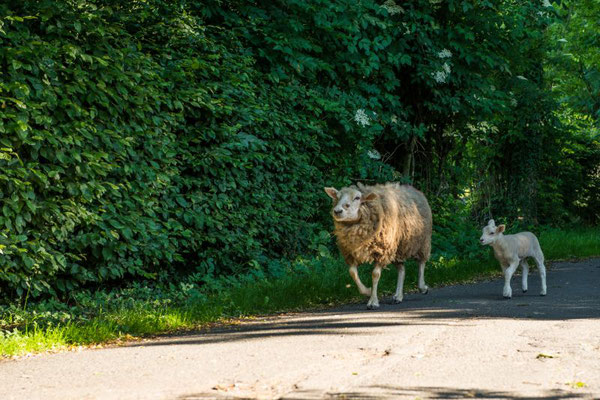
1,258 -> 599,400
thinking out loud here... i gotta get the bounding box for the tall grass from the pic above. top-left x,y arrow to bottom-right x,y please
1,227 -> 598,358
539,228 -> 600,260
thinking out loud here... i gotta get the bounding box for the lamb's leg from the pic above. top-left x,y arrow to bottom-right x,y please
418,260 -> 429,294
392,262 -> 405,303
520,259 -> 529,293
503,261 -> 518,299
535,255 -> 547,296
348,265 -> 371,297
367,265 -> 383,310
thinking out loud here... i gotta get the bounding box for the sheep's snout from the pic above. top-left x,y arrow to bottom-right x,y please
329,189 -> 362,221
480,236 -> 493,245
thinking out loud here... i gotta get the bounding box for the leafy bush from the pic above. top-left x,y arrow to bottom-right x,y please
0,0 -> 594,300
0,0 -> 387,298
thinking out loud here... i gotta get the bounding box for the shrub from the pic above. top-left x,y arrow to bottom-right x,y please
0,0 -> 586,300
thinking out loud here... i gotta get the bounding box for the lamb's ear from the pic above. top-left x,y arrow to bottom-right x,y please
496,224 -> 506,233
488,219 -> 495,227
324,187 -> 339,200
362,192 -> 377,202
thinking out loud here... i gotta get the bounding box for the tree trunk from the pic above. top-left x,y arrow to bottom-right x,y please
403,136 -> 417,178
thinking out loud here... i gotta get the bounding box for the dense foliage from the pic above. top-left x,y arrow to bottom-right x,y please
545,0 -> 600,223
0,0 -> 598,300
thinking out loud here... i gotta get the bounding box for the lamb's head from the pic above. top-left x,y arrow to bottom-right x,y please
480,219 -> 505,245
324,186 -> 377,222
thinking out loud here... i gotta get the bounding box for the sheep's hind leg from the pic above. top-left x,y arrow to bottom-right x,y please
418,260 -> 429,294
348,265 -> 371,297
367,265 -> 383,310
535,255 -> 547,296
392,262 -> 405,303
520,259 -> 529,293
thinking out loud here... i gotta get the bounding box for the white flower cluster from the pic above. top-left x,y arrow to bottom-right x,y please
354,109 -> 371,127
367,149 -> 381,160
432,71 -> 447,83
437,49 -> 453,59
542,0 -> 552,7
432,62 -> 452,84
382,0 -> 404,15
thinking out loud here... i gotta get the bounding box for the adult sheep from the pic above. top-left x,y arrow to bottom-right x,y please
324,182 -> 432,309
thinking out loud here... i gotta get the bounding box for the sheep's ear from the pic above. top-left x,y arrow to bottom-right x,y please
357,182 -> 367,192
488,219 -> 495,227
324,187 -> 339,200
362,192 -> 377,202
496,224 -> 506,233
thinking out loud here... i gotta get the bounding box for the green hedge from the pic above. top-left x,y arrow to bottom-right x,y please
0,0 -> 385,297
0,0 -> 578,299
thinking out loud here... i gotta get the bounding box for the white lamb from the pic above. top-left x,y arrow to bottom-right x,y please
479,219 -> 547,298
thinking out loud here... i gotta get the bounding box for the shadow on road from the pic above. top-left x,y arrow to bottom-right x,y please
180,385 -> 591,399
326,385 -> 591,400
129,317 -> 468,347
129,259 -> 600,348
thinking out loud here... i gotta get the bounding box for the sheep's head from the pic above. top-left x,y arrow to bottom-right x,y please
480,219 -> 505,245
324,186 -> 377,222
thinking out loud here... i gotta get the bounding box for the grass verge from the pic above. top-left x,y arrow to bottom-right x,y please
1,227 -> 598,358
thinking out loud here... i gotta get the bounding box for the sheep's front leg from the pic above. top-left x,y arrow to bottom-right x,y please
503,261 -> 519,299
348,265 -> 371,297
392,262 -> 405,303
418,260 -> 429,294
367,265 -> 383,310
520,259 -> 529,293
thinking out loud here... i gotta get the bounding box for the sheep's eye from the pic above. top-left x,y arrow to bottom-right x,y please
490,232 -> 494,235
354,196 -> 361,201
